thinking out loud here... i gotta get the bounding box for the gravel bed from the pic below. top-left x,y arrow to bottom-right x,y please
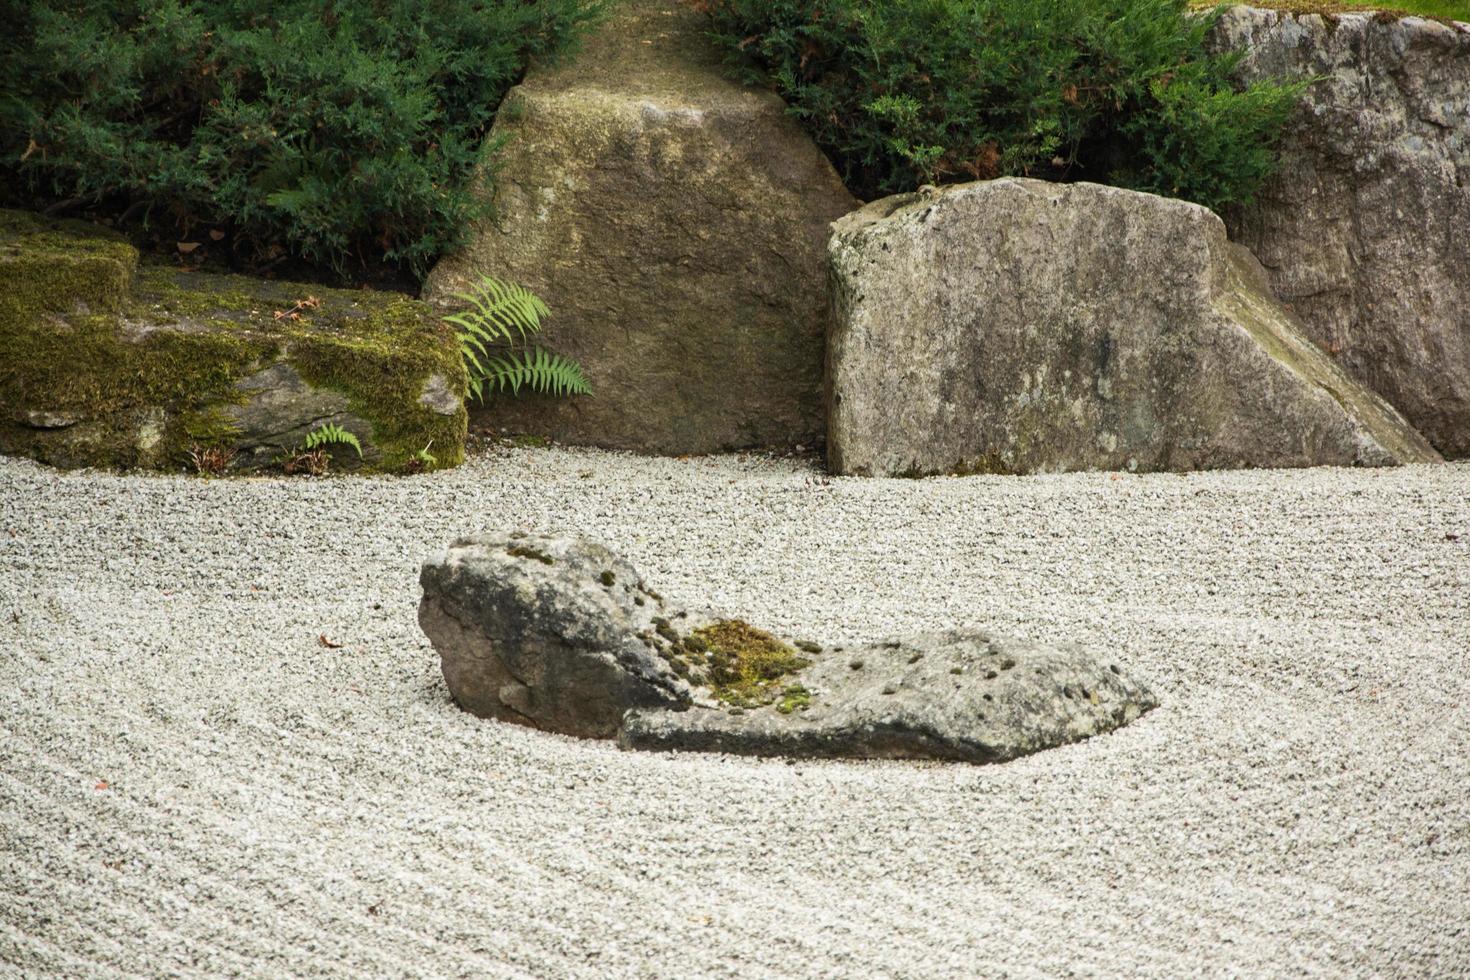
1,447 -> 1467,978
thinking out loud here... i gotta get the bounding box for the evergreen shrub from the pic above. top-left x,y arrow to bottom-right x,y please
0,0 -> 601,280
700,0 -> 1306,210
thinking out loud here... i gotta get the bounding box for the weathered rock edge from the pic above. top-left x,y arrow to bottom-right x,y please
825,179 -> 1441,477
422,0 -> 858,454
1211,7 -> 1470,459
418,532 -> 1159,763
0,209 -> 467,472
419,532 -> 697,739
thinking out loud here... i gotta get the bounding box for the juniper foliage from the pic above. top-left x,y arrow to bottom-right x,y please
0,0 -> 601,279
701,0 -> 1306,211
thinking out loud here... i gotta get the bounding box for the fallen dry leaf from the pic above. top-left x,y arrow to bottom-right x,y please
176,241 -> 200,254
318,634 -> 343,649
95,780 -> 109,791
209,229 -> 225,241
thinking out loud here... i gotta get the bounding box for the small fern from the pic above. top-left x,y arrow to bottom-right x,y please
446,276 -> 590,403
303,422 -> 362,458
480,348 -> 591,398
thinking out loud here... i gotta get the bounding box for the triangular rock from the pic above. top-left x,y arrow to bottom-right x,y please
424,0 -> 857,453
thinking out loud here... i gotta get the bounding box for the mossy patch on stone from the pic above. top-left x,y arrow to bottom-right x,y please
506,545 -> 555,565
693,619 -> 812,708
0,210 -> 137,315
775,684 -> 812,714
0,209 -> 467,473
1191,0 -> 1470,25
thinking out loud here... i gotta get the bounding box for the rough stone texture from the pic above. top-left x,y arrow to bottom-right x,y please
0,209 -> 467,472
419,531 -> 1156,761
422,0 -> 858,454
223,364 -> 373,470
826,179 -> 1441,477
418,532 -> 697,738
1210,8 -> 1470,458
622,630 -> 1158,763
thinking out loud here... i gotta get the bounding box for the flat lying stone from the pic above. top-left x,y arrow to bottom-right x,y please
826,179 -> 1441,477
419,532 -> 1158,763
0,209 -> 466,472
620,630 -> 1156,763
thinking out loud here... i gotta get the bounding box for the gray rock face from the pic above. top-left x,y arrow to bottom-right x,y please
225,364 -> 374,469
1210,8 -> 1470,458
826,178 -> 1441,477
621,630 -> 1158,763
419,533 -> 1158,762
422,0 -> 858,454
418,533 -> 696,738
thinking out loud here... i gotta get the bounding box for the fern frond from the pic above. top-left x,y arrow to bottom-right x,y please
481,347 -> 591,398
448,277 -> 549,347
303,422 -> 363,458
446,276 -> 587,404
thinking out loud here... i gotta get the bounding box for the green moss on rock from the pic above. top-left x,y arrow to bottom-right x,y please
0,210 -> 137,315
693,619 -> 812,708
0,209 -> 467,473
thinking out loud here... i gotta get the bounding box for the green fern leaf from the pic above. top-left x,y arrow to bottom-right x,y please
303,422 -> 363,458
481,347 -> 590,398
446,276 -> 587,404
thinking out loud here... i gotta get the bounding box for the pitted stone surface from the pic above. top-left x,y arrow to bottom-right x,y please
621,629 -> 1158,763
419,532 -> 698,738
421,533 -> 1157,761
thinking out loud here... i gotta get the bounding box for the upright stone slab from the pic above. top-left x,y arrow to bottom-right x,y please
1210,8 -> 1470,458
826,179 -> 1440,477
422,0 -> 859,454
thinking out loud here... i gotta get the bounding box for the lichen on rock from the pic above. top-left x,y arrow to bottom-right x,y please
825,178 -> 1441,477
1209,7 -> 1470,459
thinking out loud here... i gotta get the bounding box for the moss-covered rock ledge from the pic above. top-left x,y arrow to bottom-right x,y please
0,210 -> 467,473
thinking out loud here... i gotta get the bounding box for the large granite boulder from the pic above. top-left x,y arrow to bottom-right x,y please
825,179 -> 1441,477
422,0 -> 858,454
1210,8 -> 1470,458
418,532 -> 1158,762
0,209 -> 466,473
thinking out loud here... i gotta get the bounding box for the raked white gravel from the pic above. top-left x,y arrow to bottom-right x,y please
1,446 -> 1467,978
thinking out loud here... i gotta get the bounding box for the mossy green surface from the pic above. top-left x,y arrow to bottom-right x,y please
693,620 -> 813,708
0,209 -> 467,473
0,210 -> 137,315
